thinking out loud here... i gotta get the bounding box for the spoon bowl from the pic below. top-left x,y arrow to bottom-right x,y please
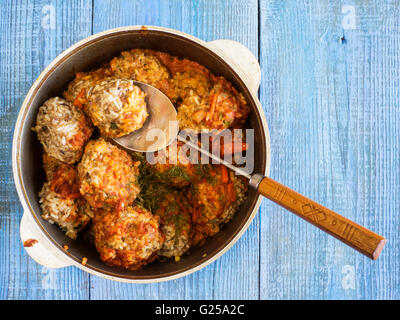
113,81 -> 179,152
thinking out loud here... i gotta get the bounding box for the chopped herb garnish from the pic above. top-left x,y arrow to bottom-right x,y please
168,165 -> 191,181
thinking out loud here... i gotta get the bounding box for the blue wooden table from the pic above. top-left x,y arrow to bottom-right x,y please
1,0 -> 399,300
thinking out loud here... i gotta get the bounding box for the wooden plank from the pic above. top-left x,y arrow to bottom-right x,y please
91,0 -> 260,299
259,0 -> 400,299
0,0 -> 92,299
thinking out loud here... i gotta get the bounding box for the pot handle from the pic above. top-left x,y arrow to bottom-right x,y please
206,39 -> 261,95
20,212 -> 72,268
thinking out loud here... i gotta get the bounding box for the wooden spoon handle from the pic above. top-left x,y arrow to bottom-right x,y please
256,176 -> 386,260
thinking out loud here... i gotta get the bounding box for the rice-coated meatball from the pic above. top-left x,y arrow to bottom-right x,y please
177,78 -> 249,132
77,138 -> 141,211
42,154 -> 80,197
63,68 -> 111,109
39,159 -> 92,239
168,70 -> 212,131
170,70 -> 212,102
190,165 -> 248,245
177,95 -> 210,131
39,183 -> 92,239
146,50 -> 213,100
86,79 -> 148,138
33,97 -> 93,164
109,49 -> 170,91
93,205 -> 164,270
154,192 -> 192,260
206,79 -> 250,129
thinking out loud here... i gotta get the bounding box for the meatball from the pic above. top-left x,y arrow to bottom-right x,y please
148,140 -> 198,187
39,158 -> 92,239
63,67 -> 111,109
33,97 -> 93,164
109,49 -> 170,92
77,138 -> 141,211
177,78 -> 250,132
85,79 -> 148,138
190,165 -> 248,245
39,184 -> 92,239
93,205 -> 164,270
154,191 -> 192,260
177,95 -> 210,131
170,70 -> 212,102
42,154 -> 80,197
206,79 -> 250,129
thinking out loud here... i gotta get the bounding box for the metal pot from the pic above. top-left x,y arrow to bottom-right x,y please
12,26 -> 270,283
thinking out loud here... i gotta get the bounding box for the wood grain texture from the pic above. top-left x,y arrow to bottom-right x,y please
259,0 -> 400,299
1,0 -> 399,300
257,176 -> 386,260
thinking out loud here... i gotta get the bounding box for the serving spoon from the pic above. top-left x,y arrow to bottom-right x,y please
113,81 -> 386,260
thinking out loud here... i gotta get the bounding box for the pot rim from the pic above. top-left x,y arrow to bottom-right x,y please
12,25 -> 271,283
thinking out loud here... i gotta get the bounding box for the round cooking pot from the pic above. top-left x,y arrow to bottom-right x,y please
12,26 -> 270,283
